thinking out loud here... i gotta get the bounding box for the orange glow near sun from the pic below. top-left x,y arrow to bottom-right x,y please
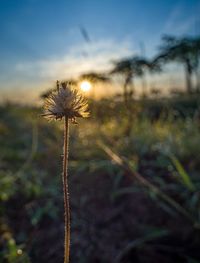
80,81 -> 92,92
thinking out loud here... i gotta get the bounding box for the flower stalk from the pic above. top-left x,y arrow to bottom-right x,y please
63,116 -> 70,263
42,81 -> 89,263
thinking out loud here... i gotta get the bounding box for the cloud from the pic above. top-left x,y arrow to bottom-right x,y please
163,3 -> 199,36
0,38 -> 134,102
164,4 -> 183,33
14,38 -> 134,83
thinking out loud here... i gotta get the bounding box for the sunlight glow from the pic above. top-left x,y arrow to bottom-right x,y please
80,81 -> 92,92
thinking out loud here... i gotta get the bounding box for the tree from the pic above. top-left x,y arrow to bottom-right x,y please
111,58 -> 134,103
155,35 -> 200,93
79,72 -> 110,99
111,56 -> 158,101
79,72 -> 109,83
191,37 -> 200,92
110,56 -> 154,136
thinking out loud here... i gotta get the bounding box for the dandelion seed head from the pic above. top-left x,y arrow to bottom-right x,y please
43,81 -> 89,123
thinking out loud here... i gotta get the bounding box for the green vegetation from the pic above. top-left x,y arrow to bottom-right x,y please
0,94 -> 200,262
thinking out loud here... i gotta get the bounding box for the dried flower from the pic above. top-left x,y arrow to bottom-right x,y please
42,81 -> 89,263
43,81 -> 89,123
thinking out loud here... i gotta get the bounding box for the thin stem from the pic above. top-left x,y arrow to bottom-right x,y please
63,116 -> 70,263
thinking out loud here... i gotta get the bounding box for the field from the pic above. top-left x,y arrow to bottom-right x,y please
0,95 -> 200,263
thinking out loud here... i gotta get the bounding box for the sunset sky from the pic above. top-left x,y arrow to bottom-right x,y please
0,0 -> 200,101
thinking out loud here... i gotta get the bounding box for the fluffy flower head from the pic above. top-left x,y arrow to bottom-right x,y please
43,81 -> 89,123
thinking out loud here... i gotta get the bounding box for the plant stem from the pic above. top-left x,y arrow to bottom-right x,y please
63,116 -> 70,263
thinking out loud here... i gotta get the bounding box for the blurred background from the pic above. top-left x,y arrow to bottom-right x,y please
0,0 -> 200,262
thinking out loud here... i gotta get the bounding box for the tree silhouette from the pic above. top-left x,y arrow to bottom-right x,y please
79,72 -> 110,99
111,56 -> 158,101
155,35 -> 200,93
191,37 -> 200,92
79,72 -> 109,83
111,58 -> 134,103
110,56 -> 154,136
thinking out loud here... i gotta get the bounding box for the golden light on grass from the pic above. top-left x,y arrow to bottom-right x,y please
80,80 -> 92,92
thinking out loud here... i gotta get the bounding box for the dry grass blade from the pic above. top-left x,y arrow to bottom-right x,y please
170,155 -> 195,191
98,141 -> 199,228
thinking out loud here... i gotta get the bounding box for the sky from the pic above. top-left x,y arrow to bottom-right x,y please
0,0 -> 200,101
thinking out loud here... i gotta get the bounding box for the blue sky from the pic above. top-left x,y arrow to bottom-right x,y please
0,0 -> 200,101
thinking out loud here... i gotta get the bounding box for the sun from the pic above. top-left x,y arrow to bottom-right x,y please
80,81 -> 92,92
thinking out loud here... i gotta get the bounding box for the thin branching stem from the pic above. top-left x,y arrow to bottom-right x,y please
63,116 -> 70,263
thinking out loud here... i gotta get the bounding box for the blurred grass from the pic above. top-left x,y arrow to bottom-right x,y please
0,95 -> 200,262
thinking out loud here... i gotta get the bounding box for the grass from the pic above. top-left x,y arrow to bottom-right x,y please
0,95 -> 200,262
